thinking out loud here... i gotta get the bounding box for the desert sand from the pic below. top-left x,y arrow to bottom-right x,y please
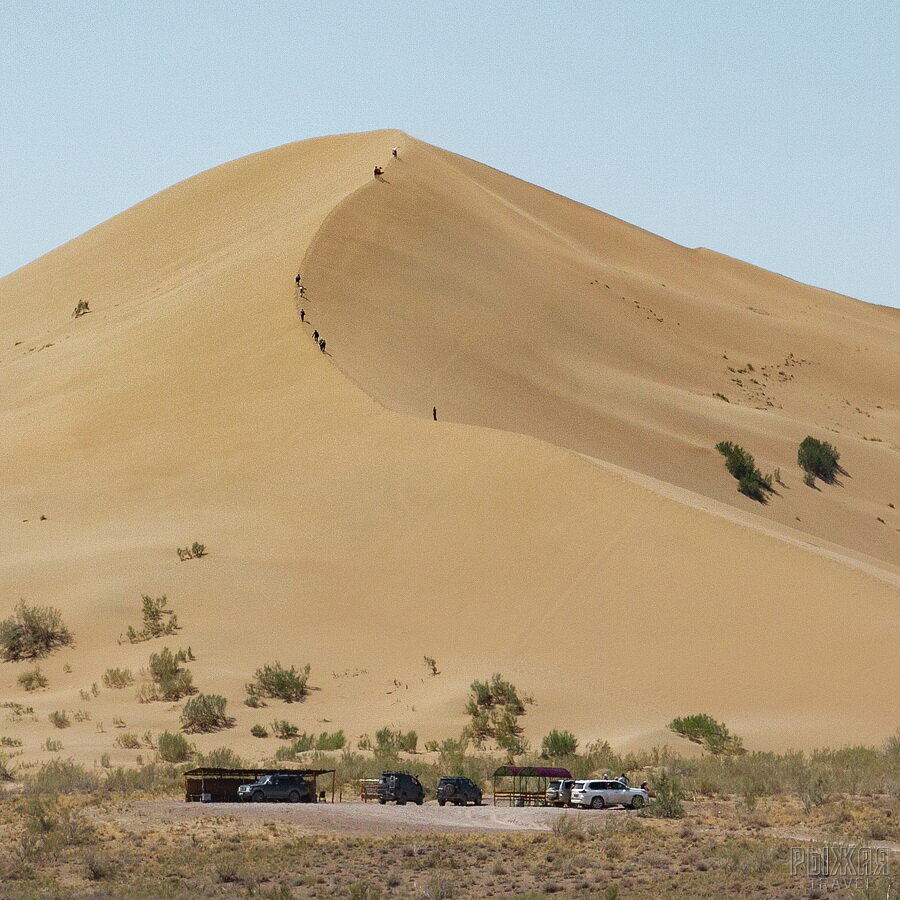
0,129 -> 898,766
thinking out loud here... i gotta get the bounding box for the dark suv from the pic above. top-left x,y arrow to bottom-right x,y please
437,776 -> 482,807
375,771 -> 425,805
237,773 -> 312,803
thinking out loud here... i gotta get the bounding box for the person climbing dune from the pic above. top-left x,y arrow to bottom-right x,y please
299,309 -> 305,322
313,330 -> 319,342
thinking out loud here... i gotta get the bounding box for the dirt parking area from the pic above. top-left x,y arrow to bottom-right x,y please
131,799 -> 633,835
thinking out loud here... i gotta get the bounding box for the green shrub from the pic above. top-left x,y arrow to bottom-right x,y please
373,727 -> 418,754
0,601 -> 73,661
250,724 -> 268,738
246,661 -> 310,704
157,731 -> 193,762
195,746 -> 245,769
541,730 -> 578,758
72,299 -> 90,318
48,710 -> 70,729
424,656 -> 439,676
177,542 -> 207,561
143,647 -> 194,701
17,667 -> 48,691
798,436 -> 841,482
42,738 -> 63,752
25,758 -> 100,794
669,713 -> 745,755
715,441 -> 773,501
271,719 -> 300,740
317,729 -> 346,751
0,736 -> 22,747
115,732 -> 141,749
180,694 -> 230,733
124,595 -> 179,643
101,667 -> 134,689
465,673 -> 529,753
647,771 -> 684,817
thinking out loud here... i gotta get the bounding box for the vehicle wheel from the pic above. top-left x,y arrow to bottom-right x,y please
474,798 -> 482,806
438,799 -> 446,807
397,795 -> 407,805
590,796 -> 605,809
378,799 -> 386,805
416,797 -> 424,806
631,795 -> 644,809
251,790 -> 265,803
288,791 -> 301,803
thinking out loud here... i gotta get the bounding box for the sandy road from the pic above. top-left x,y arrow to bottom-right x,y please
126,801 -> 633,836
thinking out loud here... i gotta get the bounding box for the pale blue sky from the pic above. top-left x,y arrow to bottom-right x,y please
1,1 -> 897,307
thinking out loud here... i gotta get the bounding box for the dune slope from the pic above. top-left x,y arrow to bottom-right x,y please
305,137 -> 900,570
0,131 -> 897,764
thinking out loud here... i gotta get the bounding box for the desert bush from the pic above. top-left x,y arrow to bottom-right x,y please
25,758 -> 100,794
42,738 -> 63,752
0,601 -> 73,661
157,731 -> 193,763
798,436 -> 840,482
271,719 -> 300,739
115,732 -> 141,749
17,667 -> 48,691
246,661 -> 310,704
84,850 -> 113,881
181,694 -> 230,733
541,729 -> 578,758
3,701 -> 35,720
195,746 -> 245,769
102,761 -> 183,795
0,736 -> 22,747
465,674 -> 530,753
250,723 -> 268,738
72,299 -> 90,318
123,594 -> 179,643
144,646 -> 194,701
372,727 -> 418,754
102,667 -> 134,689
424,655 -> 439,676
551,812 -> 586,841
669,713 -> 745,755
177,542 -> 207,561
647,771 -> 684,818
48,710 -> 71,729
317,729 -> 346,751
0,752 -> 15,780
715,441 -> 772,501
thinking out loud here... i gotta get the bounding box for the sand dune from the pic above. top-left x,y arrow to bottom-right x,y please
0,130 -> 897,765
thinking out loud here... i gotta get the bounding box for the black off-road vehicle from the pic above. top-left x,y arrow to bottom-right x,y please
437,776 -> 482,806
375,771 -> 425,805
237,773 -> 312,803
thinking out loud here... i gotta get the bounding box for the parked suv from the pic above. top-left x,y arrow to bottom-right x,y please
545,779 -> 576,807
375,771 -> 425,805
570,779 -> 648,810
237,773 -> 312,803
437,776 -> 482,807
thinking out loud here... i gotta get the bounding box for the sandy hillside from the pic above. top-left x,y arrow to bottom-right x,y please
0,130 -> 897,767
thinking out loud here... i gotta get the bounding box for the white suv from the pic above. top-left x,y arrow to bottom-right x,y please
570,779 -> 648,809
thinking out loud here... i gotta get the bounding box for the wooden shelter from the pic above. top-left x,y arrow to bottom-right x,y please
492,765 -> 572,806
184,767 -> 336,803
